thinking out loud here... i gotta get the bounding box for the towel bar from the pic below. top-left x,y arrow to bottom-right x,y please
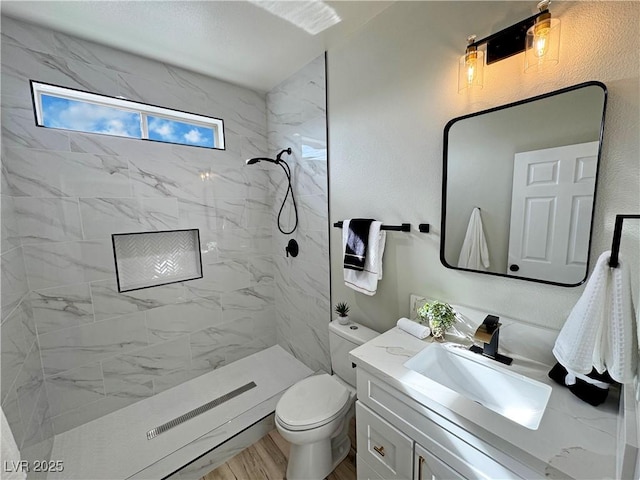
609,214 -> 640,268
333,221 -> 411,232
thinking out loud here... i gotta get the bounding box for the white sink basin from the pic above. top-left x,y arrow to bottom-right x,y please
403,343 -> 552,430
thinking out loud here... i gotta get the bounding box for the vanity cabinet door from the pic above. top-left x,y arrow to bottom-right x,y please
414,443 -> 464,480
356,454 -> 385,480
356,401 -> 413,480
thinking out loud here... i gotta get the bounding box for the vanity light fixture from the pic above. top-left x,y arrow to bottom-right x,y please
525,1 -> 561,72
458,0 -> 560,92
458,35 -> 484,92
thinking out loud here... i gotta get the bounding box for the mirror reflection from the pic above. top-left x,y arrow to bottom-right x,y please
441,82 -> 607,286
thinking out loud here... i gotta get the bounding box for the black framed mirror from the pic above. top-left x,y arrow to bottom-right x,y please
441,81 -> 607,287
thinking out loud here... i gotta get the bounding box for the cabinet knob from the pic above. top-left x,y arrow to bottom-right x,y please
373,445 -> 385,457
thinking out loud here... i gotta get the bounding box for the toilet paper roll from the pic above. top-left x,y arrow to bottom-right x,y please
397,317 -> 431,339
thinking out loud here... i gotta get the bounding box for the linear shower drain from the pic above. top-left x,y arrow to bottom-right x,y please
146,381 -> 257,440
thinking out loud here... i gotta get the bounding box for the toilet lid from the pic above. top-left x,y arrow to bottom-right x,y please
276,374 -> 350,429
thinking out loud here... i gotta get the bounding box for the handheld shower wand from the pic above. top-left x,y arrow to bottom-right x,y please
245,157 -> 276,165
245,148 -> 298,235
245,148 -> 291,165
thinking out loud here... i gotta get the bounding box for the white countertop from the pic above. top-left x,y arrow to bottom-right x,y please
350,323 -> 621,479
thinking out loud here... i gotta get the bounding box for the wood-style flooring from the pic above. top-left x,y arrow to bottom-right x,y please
201,421 -> 357,480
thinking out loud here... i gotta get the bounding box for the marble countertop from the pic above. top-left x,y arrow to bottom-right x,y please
349,312 -> 622,479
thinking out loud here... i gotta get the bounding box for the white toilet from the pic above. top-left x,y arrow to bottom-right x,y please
275,319 -> 379,480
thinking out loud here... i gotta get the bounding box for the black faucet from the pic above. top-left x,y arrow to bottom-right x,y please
469,315 -> 513,365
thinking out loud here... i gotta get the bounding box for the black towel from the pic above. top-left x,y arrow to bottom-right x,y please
548,362 -> 614,406
343,219 -> 374,271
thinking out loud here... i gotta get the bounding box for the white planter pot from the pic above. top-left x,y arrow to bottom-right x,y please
337,315 -> 349,325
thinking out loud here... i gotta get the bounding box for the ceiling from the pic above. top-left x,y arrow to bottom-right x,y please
1,1 -> 393,93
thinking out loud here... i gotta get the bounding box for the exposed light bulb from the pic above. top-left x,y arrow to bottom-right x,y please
532,17 -> 551,58
524,6 -> 560,72
465,50 -> 478,85
458,35 -> 484,92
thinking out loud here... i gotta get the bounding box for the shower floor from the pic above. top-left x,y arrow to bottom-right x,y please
48,346 -> 312,480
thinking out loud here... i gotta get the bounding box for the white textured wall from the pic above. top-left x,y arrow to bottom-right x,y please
328,1 -> 639,334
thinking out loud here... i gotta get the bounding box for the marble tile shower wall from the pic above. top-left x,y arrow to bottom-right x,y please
267,55 -> 331,373
1,17 -> 277,437
0,220 -> 51,476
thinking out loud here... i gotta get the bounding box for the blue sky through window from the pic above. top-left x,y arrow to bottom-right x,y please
147,116 -> 215,148
35,82 -> 223,149
41,95 -> 141,138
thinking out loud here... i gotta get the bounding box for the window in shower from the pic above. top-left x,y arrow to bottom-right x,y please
31,81 -> 225,149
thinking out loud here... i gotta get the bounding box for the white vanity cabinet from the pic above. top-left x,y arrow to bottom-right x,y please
357,400 -> 464,480
356,401 -> 412,479
414,442 -> 464,480
355,368 -> 538,480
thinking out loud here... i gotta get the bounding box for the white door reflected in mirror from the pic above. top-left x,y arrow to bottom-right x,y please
507,141 -> 598,284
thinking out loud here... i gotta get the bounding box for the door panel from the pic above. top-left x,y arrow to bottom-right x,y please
507,141 -> 598,283
414,443 -> 464,480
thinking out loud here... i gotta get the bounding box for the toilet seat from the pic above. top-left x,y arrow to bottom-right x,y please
276,374 -> 350,431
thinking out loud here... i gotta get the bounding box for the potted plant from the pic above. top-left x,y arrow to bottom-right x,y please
417,301 -> 456,340
335,302 -> 350,325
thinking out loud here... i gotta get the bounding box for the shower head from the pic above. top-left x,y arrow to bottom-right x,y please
245,157 -> 277,165
245,148 -> 292,166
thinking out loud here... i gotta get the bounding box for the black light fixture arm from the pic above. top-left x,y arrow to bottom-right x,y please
467,9 -> 548,50
465,7 -> 550,65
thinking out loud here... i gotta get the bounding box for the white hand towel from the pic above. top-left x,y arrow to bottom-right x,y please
397,318 -> 431,339
343,220 -> 386,295
1,407 -> 26,480
553,251 -> 637,384
457,207 -> 490,270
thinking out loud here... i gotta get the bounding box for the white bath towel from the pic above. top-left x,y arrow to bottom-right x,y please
457,207 -> 490,270
553,251 -> 637,384
343,220 -> 386,295
1,407 -> 26,480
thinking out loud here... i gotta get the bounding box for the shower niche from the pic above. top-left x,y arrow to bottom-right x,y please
112,229 -> 203,292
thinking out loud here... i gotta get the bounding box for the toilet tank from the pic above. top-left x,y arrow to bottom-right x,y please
329,319 -> 378,388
